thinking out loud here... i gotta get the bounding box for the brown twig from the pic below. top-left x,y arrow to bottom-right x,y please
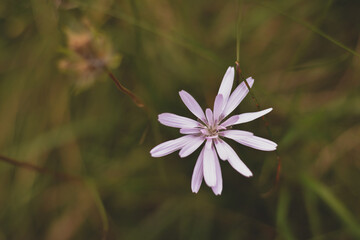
235,61 -> 282,194
106,68 -> 145,108
0,155 -> 82,183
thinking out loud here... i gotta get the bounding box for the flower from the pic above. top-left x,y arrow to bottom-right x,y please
150,67 -> 277,195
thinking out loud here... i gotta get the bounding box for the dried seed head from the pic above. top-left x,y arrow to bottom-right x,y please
58,19 -> 121,90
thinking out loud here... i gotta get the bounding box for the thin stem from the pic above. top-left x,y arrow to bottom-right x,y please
106,68 -> 168,183
236,0 -> 243,63
235,61 -> 282,191
106,68 -> 145,108
0,155 -> 82,183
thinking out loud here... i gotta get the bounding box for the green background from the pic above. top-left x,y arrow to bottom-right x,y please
0,0 -> 359,239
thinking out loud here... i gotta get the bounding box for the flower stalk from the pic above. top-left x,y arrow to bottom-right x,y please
105,68 -> 145,108
235,61 -> 282,189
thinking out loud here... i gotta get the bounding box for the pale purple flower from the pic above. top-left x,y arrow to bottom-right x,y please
150,67 -> 277,195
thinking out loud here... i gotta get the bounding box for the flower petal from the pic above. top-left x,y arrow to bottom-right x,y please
221,130 -> 254,137
222,77 -> 254,118
217,67 -> 234,105
180,128 -> 201,134
219,115 -> 239,128
223,132 -> 277,151
179,136 -> 205,158
211,152 -> 223,195
179,90 -> 206,123
191,148 -> 204,193
159,113 -> 200,129
214,138 -> 227,161
150,135 -> 193,157
203,139 -> 216,187
222,141 -> 253,177
205,108 -> 214,126
213,94 -> 224,123
221,108 -> 273,127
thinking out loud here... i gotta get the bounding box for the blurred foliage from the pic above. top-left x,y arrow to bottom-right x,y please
58,18 -> 122,90
0,0 -> 359,239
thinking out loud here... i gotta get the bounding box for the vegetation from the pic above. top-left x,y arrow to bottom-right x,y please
0,0 -> 359,239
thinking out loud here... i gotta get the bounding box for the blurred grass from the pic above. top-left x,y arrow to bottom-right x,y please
0,0 -> 360,239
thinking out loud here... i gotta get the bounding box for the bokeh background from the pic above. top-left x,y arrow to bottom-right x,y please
1,0 -> 360,239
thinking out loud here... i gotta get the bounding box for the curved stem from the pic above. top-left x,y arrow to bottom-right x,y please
235,62 -> 282,193
106,68 -> 145,108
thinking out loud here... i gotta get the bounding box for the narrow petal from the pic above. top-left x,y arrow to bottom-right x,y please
213,94 -> 224,123
179,90 -> 206,123
222,108 -> 273,127
159,113 -> 200,129
180,128 -> 201,134
205,108 -> 214,126
223,132 -> 277,151
221,130 -> 254,137
222,77 -> 254,119
150,135 -> 193,157
203,139 -> 216,187
191,148 -> 205,193
211,152 -> 223,195
219,115 -> 239,128
179,136 -> 205,158
214,138 -> 227,161
217,67 -> 234,104
222,141 -> 253,177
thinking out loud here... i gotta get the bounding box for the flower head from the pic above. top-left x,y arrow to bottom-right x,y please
150,67 -> 277,195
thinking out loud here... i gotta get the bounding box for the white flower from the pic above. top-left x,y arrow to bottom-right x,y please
150,67 -> 277,195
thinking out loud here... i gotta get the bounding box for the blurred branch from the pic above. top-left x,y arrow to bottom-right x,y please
106,67 -> 167,183
0,155 -> 82,182
0,154 -> 108,239
106,68 -> 145,108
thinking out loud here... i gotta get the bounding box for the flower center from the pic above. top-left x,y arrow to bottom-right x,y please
200,124 -> 221,139
207,125 -> 218,135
